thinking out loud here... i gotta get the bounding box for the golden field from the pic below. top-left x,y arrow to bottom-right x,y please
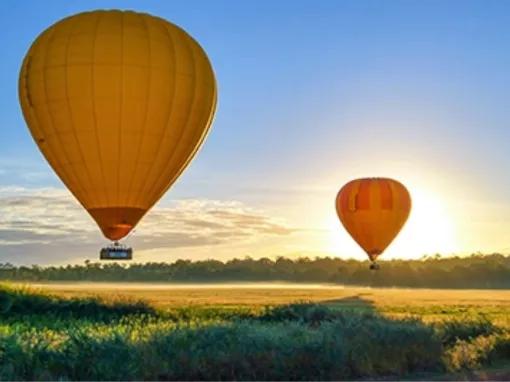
20,282 -> 510,325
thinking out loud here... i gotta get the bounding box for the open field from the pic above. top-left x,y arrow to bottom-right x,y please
1,282 -> 510,380
24,282 -> 510,325
26,282 -> 510,307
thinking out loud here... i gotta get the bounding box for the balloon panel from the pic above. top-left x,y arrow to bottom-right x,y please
19,10 -> 217,240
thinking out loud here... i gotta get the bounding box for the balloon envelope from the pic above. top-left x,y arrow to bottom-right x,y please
336,178 -> 411,261
19,10 -> 217,241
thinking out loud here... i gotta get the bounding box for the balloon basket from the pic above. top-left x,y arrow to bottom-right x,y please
369,262 -> 380,271
100,242 -> 133,261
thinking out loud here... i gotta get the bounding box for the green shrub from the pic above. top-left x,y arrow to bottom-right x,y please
435,317 -> 499,346
0,285 -> 155,321
0,305 -> 445,380
0,289 -> 507,381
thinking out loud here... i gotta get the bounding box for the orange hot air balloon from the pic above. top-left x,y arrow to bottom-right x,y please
336,178 -> 411,268
19,10 -> 217,249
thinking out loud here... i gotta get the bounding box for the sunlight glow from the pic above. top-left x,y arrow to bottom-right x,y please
327,186 -> 459,260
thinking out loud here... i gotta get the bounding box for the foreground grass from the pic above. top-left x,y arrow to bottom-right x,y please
0,284 -> 509,380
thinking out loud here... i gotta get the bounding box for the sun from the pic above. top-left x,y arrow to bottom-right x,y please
326,185 -> 459,260
389,187 -> 458,259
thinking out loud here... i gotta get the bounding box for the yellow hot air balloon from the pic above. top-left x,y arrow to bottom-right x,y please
336,178 -> 411,269
19,10 -> 217,257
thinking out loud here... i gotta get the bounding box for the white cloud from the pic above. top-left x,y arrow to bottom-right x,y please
0,187 -> 296,264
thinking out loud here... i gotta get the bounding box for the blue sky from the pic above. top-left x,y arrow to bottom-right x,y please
1,0 -> 510,264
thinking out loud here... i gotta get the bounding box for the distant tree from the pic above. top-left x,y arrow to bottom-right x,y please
1,254 -> 509,288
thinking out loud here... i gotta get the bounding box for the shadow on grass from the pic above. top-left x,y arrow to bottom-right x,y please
322,293 -> 376,310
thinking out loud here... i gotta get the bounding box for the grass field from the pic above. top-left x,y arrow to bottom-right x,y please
1,282 -> 509,380
28,282 -> 510,325
28,282 -> 510,307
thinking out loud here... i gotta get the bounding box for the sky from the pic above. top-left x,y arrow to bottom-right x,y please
1,0 -> 510,265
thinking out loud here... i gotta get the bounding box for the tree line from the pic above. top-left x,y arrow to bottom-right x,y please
0,253 -> 509,288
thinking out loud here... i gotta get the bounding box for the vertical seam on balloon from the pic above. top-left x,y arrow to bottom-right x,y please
351,180 -> 361,211
405,186 -> 412,214
338,182 -> 351,215
364,179 -> 374,251
63,16 -> 96,209
348,180 -> 358,212
90,12 -> 109,207
168,43 -> 217,180
357,179 -> 371,210
116,12 -> 124,212
373,179 -> 384,252
391,181 -> 401,211
132,21 -> 178,207
143,29 -> 198,204
131,19 -> 177,207
351,180 -> 367,254
152,52 -> 216,203
22,56 -> 34,108
383,179 -> 395,252
337,182 -> 357,241
388,180 -> 401,249
21,54 -> 51,162
21,50 -> 53,180
41,23 -> 84,201
380,179 -> 393,210
401,184 -> 411,212
125,13 -> 152,207
398,184 -> 411,228
372,178 -> 381,209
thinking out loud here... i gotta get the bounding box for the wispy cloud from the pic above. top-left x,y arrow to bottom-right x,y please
0,187 -> 296,264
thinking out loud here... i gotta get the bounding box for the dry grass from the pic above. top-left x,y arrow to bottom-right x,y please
23,282 -> 510,307
14,282 -> 510,327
